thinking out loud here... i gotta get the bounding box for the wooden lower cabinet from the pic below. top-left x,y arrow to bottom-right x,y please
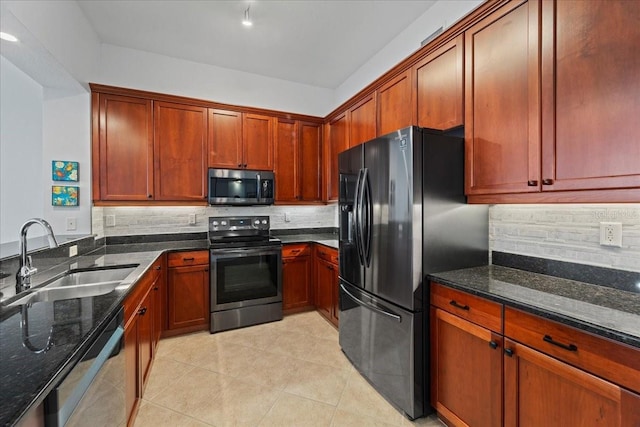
430,307 -> 502,427
282,244 -> 314,312
314,245 -> 339,327
166,251 -> 210,333
504,339 -> 640,427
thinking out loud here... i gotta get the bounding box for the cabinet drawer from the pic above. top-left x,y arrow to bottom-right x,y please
282,243 -> 311,258
430,282 -> 503,333
315,244 -> 338,265
505,307 -> 640,394
167,250 -> 209,267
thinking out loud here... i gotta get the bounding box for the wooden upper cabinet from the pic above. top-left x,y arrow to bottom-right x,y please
95,93 -> 154,201
414,35 -> 464,131
464,0 -> 540,195
299,122 -> 322,201
208,109 -> 242,169
154,102 -> 207,200
275,119 -> 299,202
243,113 -> 274,170
349,94 -> 376,147
377,70 -> 412,135
326,112 -> 349,201
540,0 -> 640,191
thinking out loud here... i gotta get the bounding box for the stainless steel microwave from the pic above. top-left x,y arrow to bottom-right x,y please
208,168 -> 275,205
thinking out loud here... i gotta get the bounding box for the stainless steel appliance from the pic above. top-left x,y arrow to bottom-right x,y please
44,307 -> 125,426
209,216 -> 282,332
208,168 -> 274,205
338,126 -> 488,420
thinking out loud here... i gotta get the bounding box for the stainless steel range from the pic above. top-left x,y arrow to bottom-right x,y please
208,216 -> 283,333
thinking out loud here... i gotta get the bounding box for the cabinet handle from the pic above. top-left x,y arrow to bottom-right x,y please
328,265 -> 334,271
148,194 -> 152,199
153,286 -> 159,291
543,335 -> 577,352
183,257 -> 195,261
243,164 -> 247,168
542,179 -> 554,185
155,266 -> 162,270
489,341 -> 498,350
527,180 -> 538,186
449,300 -> 470,311
290,249 -> 301,254
138,307 -> 147,316
504,348 -> 514,357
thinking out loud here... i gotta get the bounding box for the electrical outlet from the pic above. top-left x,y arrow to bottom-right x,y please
66,217 -> 77,231
69,245 -> 78,257
188,213 -> 196,225
106,215 -> 116,227
284,212 -> 291,222
599,222 -> 622,247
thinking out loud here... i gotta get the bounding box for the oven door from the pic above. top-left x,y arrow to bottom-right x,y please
210,246 -> 282,311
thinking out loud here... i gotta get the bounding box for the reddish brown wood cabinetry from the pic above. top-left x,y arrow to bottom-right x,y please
275,120 -> 322,203
464,0 -> 540,196
377,70 -> 412,135
243,113 -> 274,170
208,109 -> 242,169
314,245 -> 339,326
282,244 -> 314,312
154,102 -> 208,201
166,251 -> 210,333
540,0 -> 640,192
414,35 -> 463,130
326,112 -> 349,201
349,94 -> 376,148
93,93 -> 154,201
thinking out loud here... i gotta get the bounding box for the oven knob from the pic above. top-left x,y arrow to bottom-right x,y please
221,221 -> 227,226
212,221 -> 219,226
261,220 -> 268,225
254,219 -> 260,225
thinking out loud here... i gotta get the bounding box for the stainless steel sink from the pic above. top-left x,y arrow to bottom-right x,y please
4,265 -> 138,307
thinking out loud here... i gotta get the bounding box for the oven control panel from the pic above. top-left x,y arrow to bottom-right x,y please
208,216 -> 270,234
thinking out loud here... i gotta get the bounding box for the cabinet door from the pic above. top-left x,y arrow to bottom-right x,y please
97,94 -> 153,201
431,307 -> 502,427
138,289 -> 154,393
415,35 -> 464,130
504,338 -> 640,427
314,257 -> 334,321
330,264 -> 339,326
243,113 -> 274,170
349,94 -> 376,147
540,0 -> 640,191
124,317 -> 138,424
465,1 -> 541,195
377,70 -> 412,135
208,109 -> 242,169
326,112 -> 349,201
299,122 -> 322,201
154,102 -> 208,200
282,255 -> 312,310
275,119 -> 299,202
167,265 -> 210,329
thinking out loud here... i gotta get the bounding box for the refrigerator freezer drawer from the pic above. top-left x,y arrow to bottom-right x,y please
338,280 -> 425,420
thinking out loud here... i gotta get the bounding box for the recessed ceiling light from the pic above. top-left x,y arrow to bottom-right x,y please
0,32 -> 19,42
242,6 -> 253,27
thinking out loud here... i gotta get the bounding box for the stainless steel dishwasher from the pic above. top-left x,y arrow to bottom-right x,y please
44,307 -> 126,427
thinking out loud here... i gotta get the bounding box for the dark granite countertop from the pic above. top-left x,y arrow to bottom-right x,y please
0,238 -> 210,427
428,265 -> 640,349
273,229 -> 339,249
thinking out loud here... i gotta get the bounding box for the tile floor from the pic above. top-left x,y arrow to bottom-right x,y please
134,311 -> 444,427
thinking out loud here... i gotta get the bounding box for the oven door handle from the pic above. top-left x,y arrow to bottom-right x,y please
211,247 -> 280,257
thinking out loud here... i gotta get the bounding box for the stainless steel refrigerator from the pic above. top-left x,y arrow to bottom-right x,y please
338,126 -> 488,420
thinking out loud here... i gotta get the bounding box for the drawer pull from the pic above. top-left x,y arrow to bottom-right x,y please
183,257 -> 195,261
543,335 -> 577,352
290,249 -> 301,253
138,307 -> 147,316
489,341 -> 498,350
449,300 -> 470,311
153,286 -> 159,291
504,348 -> 514,357
527,180 -> 538,186
155,266 -> 162,270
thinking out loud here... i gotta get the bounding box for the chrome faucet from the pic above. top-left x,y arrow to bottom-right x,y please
16,218 -> 59,293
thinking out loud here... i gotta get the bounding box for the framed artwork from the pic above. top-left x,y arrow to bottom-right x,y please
52,186 -> 79,206
52,161 -> 79,181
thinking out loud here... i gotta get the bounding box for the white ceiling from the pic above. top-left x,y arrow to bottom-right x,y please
76,0 -> 438,89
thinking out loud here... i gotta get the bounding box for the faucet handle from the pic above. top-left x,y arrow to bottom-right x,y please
26,256 -> 37,275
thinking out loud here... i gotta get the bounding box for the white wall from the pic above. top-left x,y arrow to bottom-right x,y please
334,0 -> 483,107
0,56 -> 45,242
42,93 -> 92,236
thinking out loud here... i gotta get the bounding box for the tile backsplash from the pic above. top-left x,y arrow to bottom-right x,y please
93,205 -> 338,237
490,204 -> 640,273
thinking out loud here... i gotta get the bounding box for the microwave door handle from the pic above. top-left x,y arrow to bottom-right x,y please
256,173 -> 262,202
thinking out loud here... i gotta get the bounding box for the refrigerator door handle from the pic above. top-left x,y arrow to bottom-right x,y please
361,168 -> 372,267
353,168 -> 365,266
340,283 -> 402,322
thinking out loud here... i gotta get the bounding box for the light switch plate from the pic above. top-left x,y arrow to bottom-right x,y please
188,214 -> 196,225
106,215 -> 116,227
66,217 -> 77,231
69,245 -> 78,257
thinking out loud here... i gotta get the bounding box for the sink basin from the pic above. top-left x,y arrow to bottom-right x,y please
4,265 -> 138,307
